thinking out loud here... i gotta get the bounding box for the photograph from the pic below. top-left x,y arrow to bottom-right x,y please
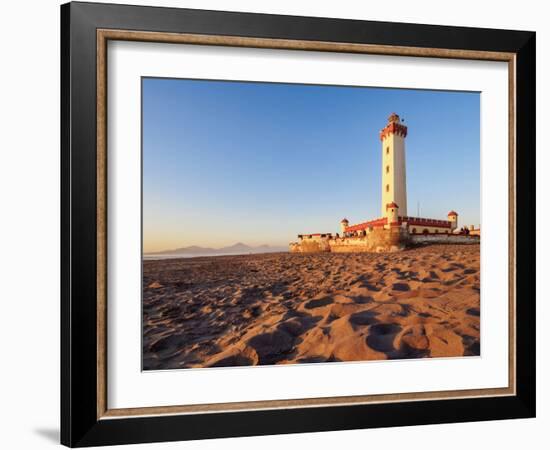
141,78 -> 481,370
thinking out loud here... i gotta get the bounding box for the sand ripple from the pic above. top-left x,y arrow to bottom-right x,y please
142,244 -> 480,370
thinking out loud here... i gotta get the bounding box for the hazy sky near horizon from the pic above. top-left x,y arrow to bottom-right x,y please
143,78 -> 480,253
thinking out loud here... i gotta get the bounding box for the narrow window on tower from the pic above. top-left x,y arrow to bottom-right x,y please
386,147 -> 389,155
386,184 -> 389,193
386,165 -> 390,174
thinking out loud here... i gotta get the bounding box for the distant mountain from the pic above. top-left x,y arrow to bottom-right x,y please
147,242 -> 287,256
220,242 -> 252,253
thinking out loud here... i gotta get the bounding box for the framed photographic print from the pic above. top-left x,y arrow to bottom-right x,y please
61,1 -> 536,447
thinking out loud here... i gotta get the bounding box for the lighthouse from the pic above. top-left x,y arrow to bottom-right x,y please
380,113 -> 408,217
291,112 -> 475,254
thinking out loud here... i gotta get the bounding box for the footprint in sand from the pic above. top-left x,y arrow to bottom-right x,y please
247,329 -> 295,365
350,295 -> 374,304
304,297 -> 334,309
209,354 -> 255,367
348,310 -> 380,329
461,334 -> 480,356
366,323 -> 402,354
277,315 -> 321,337
363,283 -> 382,292
391,282 -> 411,292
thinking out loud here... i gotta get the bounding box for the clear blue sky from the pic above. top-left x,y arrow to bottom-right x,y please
143,78 -> 480,252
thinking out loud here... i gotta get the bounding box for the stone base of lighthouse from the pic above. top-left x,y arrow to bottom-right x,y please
289,226 -> 479,254
289,227 -> 410,254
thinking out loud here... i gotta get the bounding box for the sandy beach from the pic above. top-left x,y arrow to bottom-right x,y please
143,243 -> 480,370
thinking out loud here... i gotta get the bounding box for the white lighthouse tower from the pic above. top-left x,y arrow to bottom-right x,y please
380,113 -> 408,217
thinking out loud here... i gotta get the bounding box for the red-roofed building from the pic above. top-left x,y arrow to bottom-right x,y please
344,217 -> 387,233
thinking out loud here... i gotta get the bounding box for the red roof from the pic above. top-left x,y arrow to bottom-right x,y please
345,217 -> 387,232
447,211 -> 458,216
344,215 -> 454,233
386,202 -> 399,209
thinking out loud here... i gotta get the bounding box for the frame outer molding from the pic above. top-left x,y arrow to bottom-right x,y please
61,2 -> 536,447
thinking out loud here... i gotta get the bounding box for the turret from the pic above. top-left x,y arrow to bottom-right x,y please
340,218 -> 349,235
386,202 -> 399,226
447,211 -> 458,231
